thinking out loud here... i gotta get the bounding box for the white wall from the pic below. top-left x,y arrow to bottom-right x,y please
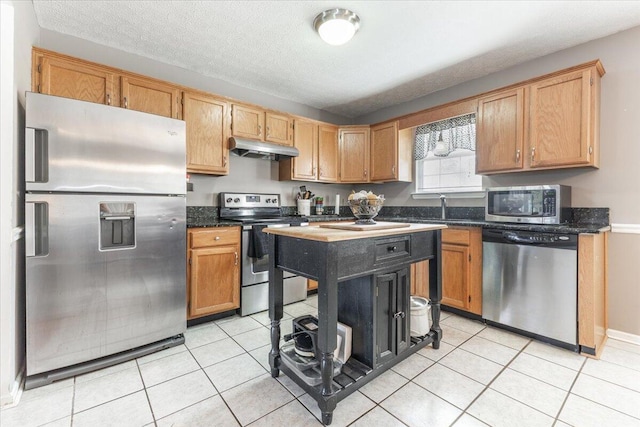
0,0 -> 39,406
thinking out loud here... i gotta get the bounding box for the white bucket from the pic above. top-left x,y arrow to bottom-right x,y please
410,296 -> 431,337
297,199 -> 311,216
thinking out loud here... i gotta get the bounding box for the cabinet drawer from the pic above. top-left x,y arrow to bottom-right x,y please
374,236 -> 410,264
443,228 -> 470,245
190,227 -> 239,248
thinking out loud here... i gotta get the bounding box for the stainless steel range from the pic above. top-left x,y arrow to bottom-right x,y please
219,192 -> 309,316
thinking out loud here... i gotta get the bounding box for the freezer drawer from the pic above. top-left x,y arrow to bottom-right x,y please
25,193 -> 186,375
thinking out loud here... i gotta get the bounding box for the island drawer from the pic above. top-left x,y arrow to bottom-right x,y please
374,235 -> 411,264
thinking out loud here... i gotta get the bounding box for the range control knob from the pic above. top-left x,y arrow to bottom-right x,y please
226,198 -> 232,203
265,198 -> 272,203
234,198 -> 240,203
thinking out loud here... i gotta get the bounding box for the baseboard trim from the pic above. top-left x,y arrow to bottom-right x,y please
0,365 -> 24,408
607,329 -> 640,346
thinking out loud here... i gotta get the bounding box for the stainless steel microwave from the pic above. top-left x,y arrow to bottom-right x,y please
485,185 -> 571,224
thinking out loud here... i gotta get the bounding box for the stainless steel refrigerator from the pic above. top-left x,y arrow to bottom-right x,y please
25,92 -> 187,389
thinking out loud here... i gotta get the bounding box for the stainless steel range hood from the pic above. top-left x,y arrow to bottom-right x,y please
229,137 -> 299,160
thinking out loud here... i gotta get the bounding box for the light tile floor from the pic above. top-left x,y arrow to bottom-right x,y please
2,295 -> 640,427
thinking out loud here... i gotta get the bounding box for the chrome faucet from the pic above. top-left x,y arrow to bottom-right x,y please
440,194 -> 447,219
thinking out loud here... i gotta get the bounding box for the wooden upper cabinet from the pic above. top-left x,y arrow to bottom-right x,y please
291,119 -> 318,180
121,76 -> 181,119
371,120 -> 410,182
476,88 -> 525,174
477,61 -> 604,174
231,105 -> 293,145
183,91 -> 229,175
35,54 -> 116,106
528,67 -> 600,169
318,124 -> 339,182
279,121 -> 338,183
339,126 -> 370,183
370,121 -> 397,181
265,112 -> 293,145
231,104 -> 264,140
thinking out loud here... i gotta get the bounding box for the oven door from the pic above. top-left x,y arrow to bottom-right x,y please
241,223 -> 301,285
240,223 -> 309,316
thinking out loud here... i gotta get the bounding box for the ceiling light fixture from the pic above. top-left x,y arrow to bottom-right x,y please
313,8 -> 360,46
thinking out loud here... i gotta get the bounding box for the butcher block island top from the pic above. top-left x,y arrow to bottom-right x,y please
265,222 -> 445,425
263,222 -> 447,242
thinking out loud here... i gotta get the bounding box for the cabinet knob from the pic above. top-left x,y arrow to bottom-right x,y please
123,97 -> 128,109
258,125 -> 262,136
387,245 -> 397,252
393,311 -> 406,319
234,252 -> 238,266
531,147 -> 536,163
106,94 -> 111,106
215,236 -> 220,240
516,149 -> 520,163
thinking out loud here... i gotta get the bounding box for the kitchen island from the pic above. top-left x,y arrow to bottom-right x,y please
264,223 -> 446,425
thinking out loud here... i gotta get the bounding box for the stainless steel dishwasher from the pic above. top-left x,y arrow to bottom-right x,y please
482,229 -> 578,350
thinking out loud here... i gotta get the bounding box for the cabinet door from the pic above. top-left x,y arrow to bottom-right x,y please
232,104 -> 264,140
121,76 -> 181,119
318,125 -> 339,182
339,127 -> 370,183
395,268 -> 410,356
441,243 -> 470,311
189,245 -> 240,318
38,56 -> 115,106
375,272 -> 397,367
370,121 -> 398,182
291,119 -> 318,180
183,92 -> 229,175
529,69 -> 594,168
374,268 -> 410,367
476,88 -> 525,174
266,112 -> 292,145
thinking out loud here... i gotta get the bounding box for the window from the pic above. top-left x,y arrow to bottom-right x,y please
414,113 -> 483,194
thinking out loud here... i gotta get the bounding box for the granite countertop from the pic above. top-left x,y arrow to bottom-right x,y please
187,206 -> 609,234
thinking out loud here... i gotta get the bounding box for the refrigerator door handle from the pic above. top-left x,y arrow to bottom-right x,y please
25,202 -> 48,257
103,216 -> 134,221
25,202 -> 36,257
25,128 -> 35,183
25,128 -> 48,183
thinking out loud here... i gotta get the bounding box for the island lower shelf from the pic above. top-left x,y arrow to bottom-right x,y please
277,331 -> 438,405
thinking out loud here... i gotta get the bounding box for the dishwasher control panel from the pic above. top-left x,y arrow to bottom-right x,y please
483,229 -> 577,249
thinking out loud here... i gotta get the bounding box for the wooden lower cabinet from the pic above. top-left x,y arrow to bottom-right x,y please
410,227 -> 482,315
187,227 -> 240,319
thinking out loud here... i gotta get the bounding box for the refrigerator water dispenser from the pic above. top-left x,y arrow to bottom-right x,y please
100,202 -> 135,249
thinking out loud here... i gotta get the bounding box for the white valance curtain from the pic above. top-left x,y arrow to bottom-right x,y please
414,113 -> 476,160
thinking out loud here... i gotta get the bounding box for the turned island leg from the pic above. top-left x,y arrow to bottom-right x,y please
268,234 -> 284,377
429,230 -> 443,349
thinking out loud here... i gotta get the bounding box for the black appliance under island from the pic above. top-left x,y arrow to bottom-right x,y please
264,223 -> 446,425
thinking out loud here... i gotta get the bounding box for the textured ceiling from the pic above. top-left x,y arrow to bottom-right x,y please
32,1 -> 640,118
